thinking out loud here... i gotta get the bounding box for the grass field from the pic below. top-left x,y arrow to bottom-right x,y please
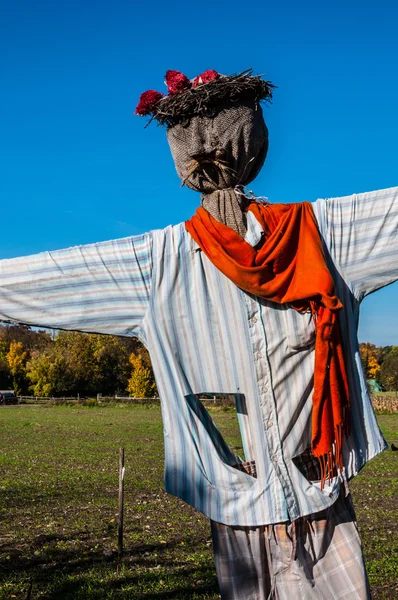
0,406 -> 397,600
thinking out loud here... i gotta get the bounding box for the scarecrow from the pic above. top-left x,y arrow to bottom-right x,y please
1,69 -> 397,599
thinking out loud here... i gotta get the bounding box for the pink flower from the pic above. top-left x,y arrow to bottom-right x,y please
192,70 -> 220,88
134,90 -> 164,116
165,70 -> 191,94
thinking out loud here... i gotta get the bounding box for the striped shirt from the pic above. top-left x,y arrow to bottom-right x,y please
0,187 -> 396,526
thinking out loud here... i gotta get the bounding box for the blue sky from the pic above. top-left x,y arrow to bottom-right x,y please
1,0 -> 397,345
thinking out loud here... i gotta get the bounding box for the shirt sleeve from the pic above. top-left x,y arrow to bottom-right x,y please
0,233 -> 152,337
313,187 -> 398,300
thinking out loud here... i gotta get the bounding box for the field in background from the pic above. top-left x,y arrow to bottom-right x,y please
371,394 -> 398,414
0,406 -> 397,600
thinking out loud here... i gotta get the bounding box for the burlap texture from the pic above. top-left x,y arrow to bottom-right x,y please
167,102 -> 268,236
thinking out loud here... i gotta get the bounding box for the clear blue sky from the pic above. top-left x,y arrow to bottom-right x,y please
1,0 -> 397,345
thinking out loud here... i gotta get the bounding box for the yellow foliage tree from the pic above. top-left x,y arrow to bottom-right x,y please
127,353 -> 156,398
359,343 -> 381,380
6,341 -> 28,395
366,354 -> 380,379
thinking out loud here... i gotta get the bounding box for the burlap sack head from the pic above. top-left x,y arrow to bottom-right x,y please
135,70 -> 273,235
167,102 -> 268,235
166,101 -> 268,193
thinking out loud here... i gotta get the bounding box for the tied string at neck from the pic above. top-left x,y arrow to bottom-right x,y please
185,201 -> 350,488
201,186 -> 253,238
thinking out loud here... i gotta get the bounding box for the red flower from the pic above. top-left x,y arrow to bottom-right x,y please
134,90 -> 164,116
165,70 -> 191,94
192,70 -> 220,88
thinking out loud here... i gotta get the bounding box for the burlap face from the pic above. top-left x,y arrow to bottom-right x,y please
167,103 -> 268,191
166,103 -> 268,236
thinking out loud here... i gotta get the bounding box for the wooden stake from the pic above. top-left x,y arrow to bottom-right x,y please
118,447 -> 125,557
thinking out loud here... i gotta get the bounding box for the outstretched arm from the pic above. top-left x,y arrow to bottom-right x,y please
313,186 -> 398,300
0,233 -> 152,338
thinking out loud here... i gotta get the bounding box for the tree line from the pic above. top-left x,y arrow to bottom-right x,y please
359,342 -> 398,391
0,324 -> 157,398
1,326 -> 395,397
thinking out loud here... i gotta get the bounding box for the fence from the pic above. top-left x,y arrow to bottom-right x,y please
17,395 -> 162,406
16,394 -> 398,412
18,396 -> 81,405
16,394 -> 236,407
100,395 -> 160,405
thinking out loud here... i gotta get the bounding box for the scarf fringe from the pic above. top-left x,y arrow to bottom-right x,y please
315,422 -> 345,490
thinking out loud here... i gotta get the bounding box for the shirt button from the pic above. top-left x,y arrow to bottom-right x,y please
252,316 -> 258,323
257,352 -> 263,359
267,419 -> 273,429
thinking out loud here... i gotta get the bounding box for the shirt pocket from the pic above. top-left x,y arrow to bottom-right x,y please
283,307 -> 316,351
183,394 -> 259,492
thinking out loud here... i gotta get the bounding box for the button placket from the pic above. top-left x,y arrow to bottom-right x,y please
249,296 -> 300,520
244,295 -> 273,464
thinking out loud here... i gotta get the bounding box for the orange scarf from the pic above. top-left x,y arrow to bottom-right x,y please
186,201 -> 349,486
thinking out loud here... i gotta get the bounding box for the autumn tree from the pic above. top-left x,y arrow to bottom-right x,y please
377,346 -> 393,367
27,331 -> 130,396
27,349 -> 73,397
0,324 -> 153,397
90,335 -> 130,394
0,324 -> 51,391
379,346 -> 398,392
6,341 -> 29,395
359,343 -> 381,380
0,324 -> 51,352
0,340 -> 12,389
127,351 -> 157,398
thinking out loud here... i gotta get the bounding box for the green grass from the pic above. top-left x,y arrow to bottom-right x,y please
349,414 -> 398,600
0,406 -> 397,599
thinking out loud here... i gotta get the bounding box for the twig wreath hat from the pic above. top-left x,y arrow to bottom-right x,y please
135,69 -> 275,236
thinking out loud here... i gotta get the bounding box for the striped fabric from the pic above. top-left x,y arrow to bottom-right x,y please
0,187 -> 396,526
0,234 -> 152,335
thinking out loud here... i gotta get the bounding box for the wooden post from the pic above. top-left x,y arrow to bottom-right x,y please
118,447 -> 125,557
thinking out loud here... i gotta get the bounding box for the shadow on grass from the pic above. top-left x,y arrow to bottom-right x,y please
0,533 -> 220,599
